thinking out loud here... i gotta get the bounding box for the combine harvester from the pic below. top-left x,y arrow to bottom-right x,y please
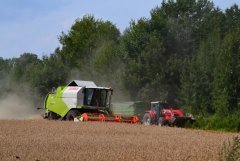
44,80 -> 139,124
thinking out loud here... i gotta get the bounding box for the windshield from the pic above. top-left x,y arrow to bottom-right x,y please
84,88 -> 111,107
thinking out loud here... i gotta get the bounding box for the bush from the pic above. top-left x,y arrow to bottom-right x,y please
192,114 -> 240,132
219,136 -> 240,161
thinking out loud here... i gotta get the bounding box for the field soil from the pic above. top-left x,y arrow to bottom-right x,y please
0,119 -> 236,161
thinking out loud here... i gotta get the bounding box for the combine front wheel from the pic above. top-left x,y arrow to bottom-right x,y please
65,110 -> 80,121
47,111 -> 60,120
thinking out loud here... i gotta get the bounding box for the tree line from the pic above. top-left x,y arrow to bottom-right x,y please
1,0 -> 240,131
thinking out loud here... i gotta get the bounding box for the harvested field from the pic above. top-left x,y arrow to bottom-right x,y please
0,120 -> 237,161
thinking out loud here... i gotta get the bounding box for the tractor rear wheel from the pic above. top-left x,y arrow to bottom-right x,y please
65,110 -> 80,121
142,113 -> 152,125
158,117 -> 165,127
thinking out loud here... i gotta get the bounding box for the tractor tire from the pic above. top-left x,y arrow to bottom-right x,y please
142,113 -> 152,125
158,117 -> 165,127
65,110 -> 80,121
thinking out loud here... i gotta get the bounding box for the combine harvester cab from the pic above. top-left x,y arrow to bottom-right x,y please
44,80 -> 139,124
142,101 -> 195,127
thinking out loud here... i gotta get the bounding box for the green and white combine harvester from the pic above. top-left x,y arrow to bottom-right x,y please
44,80 -> 139,123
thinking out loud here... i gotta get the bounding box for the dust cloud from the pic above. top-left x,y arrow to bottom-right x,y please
0,94 -> 41,120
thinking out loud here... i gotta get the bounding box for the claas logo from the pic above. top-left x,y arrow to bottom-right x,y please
68,87 -> 79,90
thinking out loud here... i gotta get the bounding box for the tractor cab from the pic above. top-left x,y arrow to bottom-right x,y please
150,102 -> 160,120
151,101 -> 183,117
150,101 -> 171,116
151,101 -> 170,110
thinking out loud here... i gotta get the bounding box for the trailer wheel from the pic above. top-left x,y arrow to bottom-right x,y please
142,113 -> 152,125
65,110 -> 80,121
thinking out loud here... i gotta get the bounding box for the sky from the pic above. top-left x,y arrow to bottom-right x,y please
0,0 -> 239,59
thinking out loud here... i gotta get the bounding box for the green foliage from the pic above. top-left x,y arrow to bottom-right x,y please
59,15 -> 120,69
31,52 -> 68,96
181,30 -> 221,115
212,31 -> 240,115
219,136 -> 240,161
121,31 -> 167,101
0,58 -> 11,79
10,53 -> 41,83
57,14 -> 121,89
192,114 -> 240,132
119,0 -> 221,105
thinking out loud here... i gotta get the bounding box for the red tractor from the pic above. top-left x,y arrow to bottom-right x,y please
142,101 -> 195,127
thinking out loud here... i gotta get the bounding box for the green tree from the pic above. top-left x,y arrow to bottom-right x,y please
213,31 -> 240,115
10,53 -> 41,83
59,15 -> 120,70
181,31 -> 221,115
120,0 -> 217,103
32,51 -> 68,96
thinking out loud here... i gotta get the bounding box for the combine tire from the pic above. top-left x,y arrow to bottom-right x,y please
47,111 -> 60,120
142,113 -> 152,125
65,110 -> 80,121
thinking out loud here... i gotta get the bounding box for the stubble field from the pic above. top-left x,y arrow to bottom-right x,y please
0,119 -> 236,161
